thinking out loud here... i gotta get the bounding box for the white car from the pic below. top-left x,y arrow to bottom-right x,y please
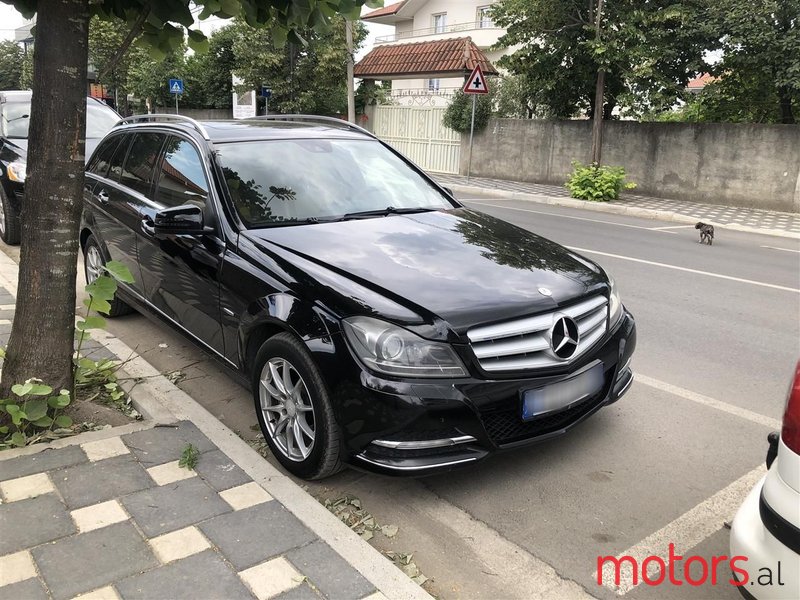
730,361 -> 800,599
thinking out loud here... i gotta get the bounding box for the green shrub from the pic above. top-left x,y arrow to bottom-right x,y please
565,161 -> 636,202
443,89 -> 493,133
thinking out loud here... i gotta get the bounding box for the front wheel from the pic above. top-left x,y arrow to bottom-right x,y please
252,332 -> 344,479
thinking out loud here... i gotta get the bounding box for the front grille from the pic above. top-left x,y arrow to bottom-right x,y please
467,294 -> 608,373
481,389 -> 606,446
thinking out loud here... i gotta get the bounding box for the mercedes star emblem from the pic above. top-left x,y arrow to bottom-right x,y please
550,316 -> 580,359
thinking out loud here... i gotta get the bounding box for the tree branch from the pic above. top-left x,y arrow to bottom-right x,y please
97,3 -> 151,82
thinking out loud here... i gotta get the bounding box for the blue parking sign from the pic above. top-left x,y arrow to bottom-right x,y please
169,79 -> 184,94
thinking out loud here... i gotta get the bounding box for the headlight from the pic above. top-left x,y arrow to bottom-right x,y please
7,162 -> 26,183
342,316 -> 467,378
609,276 -> 623,325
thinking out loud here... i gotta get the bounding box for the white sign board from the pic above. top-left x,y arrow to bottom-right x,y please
232,75 -> 257,119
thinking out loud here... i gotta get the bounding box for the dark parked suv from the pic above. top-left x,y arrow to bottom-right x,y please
81,114 -> 636,479
1,90 -> 120,244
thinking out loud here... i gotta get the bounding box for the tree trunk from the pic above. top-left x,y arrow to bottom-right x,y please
777,86 -> 796,124
590,69 -> 605,165
589,0 -> 605,165
1,0 -> 90,395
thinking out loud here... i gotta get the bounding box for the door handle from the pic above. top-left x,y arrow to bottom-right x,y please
141,217 -> 155,236
96,189 -> 110,204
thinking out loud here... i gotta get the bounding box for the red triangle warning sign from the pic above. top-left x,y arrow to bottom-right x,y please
463,65 -> 489,94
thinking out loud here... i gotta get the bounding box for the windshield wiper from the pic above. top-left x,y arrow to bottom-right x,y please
336,206 -> 437,221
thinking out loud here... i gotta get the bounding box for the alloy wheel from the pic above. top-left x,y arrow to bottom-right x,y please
0,198 -> 6,236
85,245 -> 104,284
259,357 -> 316,462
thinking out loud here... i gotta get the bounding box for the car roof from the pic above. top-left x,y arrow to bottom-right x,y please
200,120 -> 371,143
111,117 -> 373,145
0,90 -> 32,102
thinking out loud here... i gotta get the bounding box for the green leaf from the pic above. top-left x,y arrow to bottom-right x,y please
103,260 -> 135,284
28,383 -> 53,396
187,29 -> 210,53
86,276 -> 118,302
54,415 -> 73,429
84,297 -> 113,316
77,316 -> 107,331
47,395 -> 71,409
32,416 -> 53,428
11,382 -> 32,397
0,425 -> 7,434
0,347 -> 5,358
10,432 -> 26,447
24,398 -> 48,421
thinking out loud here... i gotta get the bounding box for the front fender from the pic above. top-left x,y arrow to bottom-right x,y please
238,292 -> 340,371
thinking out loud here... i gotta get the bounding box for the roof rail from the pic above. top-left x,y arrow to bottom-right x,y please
244,115 -> 376,139
113,114 -> 211,141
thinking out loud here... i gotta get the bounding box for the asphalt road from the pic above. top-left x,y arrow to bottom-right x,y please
10,193 -> 797,599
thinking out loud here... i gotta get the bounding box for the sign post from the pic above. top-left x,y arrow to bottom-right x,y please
462,65 -> 489,183
261,86 -> 272,116
169,78 -> 184,114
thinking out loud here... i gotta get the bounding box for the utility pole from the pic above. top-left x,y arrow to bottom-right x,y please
590,0 -> 605,165
346,19 -> 356,123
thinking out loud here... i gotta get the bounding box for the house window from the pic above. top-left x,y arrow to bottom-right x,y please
477,6 -> 493,28
432,13 -> 447,33
427,79 -> 441,92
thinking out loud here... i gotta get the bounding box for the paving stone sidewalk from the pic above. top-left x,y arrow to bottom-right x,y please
434,173 -> 800,236
0,421 -> 382,600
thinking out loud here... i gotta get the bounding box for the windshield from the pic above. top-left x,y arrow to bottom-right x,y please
2,98 -> 119,139
216,138 -> 456,227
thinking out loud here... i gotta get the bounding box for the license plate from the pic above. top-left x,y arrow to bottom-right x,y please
522,364 -> 604,421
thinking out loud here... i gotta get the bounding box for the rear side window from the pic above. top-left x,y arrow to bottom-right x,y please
106,134 -> 132,182
88,135 -> 122,177
154,137 -> 208,208
119,132 -> 164,197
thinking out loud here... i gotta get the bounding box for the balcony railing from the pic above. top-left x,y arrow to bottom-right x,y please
375,21 -> 501,44
389,87 -> 461,98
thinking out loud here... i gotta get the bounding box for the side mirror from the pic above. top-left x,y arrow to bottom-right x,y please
442,186 -> 455,197
153,204 -> 205,237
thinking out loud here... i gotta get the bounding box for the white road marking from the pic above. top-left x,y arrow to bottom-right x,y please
651,225 -> 695,230
568,247 -> 800,294
635,374 -> 782,430
464,201 -> 679,234
595,465 -> 766,595
761,245 -> 800,253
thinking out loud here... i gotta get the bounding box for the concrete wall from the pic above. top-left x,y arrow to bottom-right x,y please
177,108 -> 232,120
461,119 -> 800,212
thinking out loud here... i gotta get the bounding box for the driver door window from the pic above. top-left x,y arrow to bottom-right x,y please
154,137 -> 209,209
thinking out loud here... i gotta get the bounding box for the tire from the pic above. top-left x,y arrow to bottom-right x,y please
252,332 -> 344,479
0,185 -> 21,245
82,235 -> 134,317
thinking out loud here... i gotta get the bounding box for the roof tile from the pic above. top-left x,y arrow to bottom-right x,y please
354,37 -> 498,79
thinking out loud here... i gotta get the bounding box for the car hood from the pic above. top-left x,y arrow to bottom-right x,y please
244,208 -> 607,333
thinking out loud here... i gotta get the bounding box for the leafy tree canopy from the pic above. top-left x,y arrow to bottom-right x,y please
7,0 -> 381,57
0,40 -> 24,90
491,0 -> 719,119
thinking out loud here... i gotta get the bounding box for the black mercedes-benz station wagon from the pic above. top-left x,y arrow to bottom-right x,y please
81,115 -> 636,479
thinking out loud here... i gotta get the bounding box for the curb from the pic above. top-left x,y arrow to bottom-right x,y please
0,247 -> 431,600
448,184 -> 800,240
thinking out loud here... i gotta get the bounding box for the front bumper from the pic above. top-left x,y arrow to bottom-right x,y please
328,309 -> 636,475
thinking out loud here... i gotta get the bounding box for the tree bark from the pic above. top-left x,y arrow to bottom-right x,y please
1,0 -> 90,395
589,0 -> 605,165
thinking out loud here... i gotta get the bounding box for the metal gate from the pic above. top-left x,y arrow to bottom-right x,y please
371,105 -> 461,174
